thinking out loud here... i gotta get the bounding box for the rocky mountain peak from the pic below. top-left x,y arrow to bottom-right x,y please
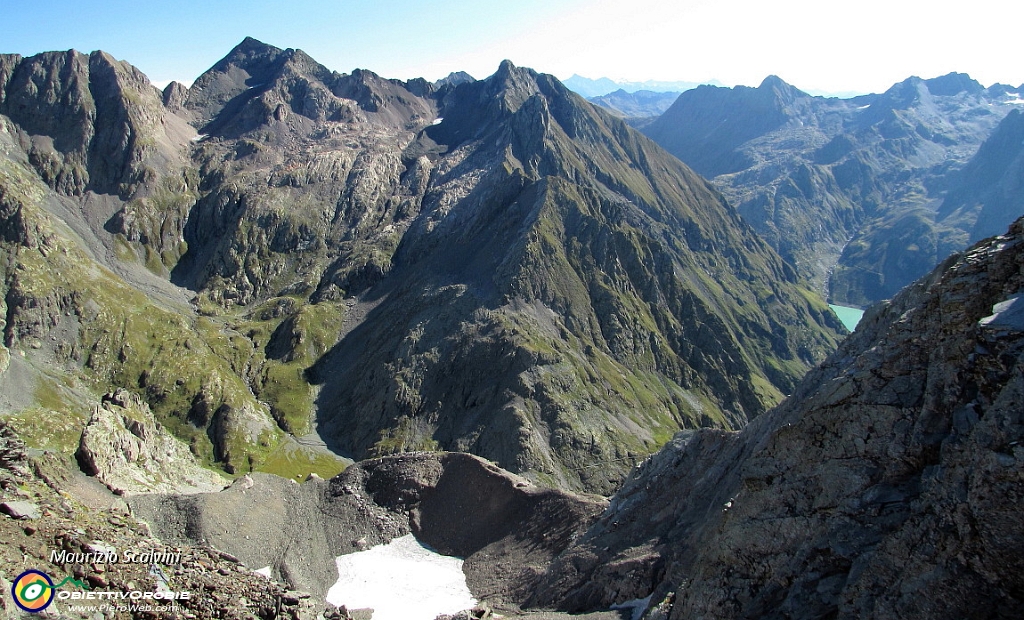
757,74 -> 806,104
435,70 -> 475,89
488,59 -> 548,115
871,75 -> 931,111
185,37 -> 290,126
333,66 -> 428,118
161,79 -> 188,111
0,48 -> 184,198
641,79 -> 799,177
187,38 -> 434,136
924,71 -> 984,97
207,35 -> 285,77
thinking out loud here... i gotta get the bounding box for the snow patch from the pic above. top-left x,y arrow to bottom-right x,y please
432,117 -> 444,125
326,534 -> 476,620
611,594 -> 653,620
980,295 -> 1024,331
253,566 -> 272,579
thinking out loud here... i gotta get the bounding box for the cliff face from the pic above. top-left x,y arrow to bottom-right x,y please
0,50 -> 188,198
533,217 -> 1024,618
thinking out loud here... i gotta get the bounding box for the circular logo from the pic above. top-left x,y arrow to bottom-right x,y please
11,570 -> 54,613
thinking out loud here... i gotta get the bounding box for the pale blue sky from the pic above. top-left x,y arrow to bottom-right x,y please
3,0 -> 1022,95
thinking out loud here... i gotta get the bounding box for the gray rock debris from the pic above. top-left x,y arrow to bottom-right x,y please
0,500 -> 40,520
130,451 -> 605,611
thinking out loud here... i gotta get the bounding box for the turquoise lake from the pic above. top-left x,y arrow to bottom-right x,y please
829,304 -> 865,332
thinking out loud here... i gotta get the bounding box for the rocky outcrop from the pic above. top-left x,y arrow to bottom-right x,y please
77,389 -> 227,495
532,217 -> 1024,618
0,426 -> 318,620
130,451 -> 606,608
0,420 -> 28,490
0,49 -> 187,198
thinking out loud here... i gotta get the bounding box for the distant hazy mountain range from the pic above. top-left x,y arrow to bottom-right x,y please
587,89 -> 681,123
641,73 -> 1024,306
560,74 -> 723,98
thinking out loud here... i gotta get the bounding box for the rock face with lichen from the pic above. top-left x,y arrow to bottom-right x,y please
531,216 -> 1024,618
77,389 -> 227,494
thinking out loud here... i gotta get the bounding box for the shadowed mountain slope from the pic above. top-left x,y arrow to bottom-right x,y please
531,216 -> 1024,618
937,108 -> 1024,241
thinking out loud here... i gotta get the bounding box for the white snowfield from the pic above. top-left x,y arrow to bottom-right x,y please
253,566 -> 272,579
326,534 -> 477,620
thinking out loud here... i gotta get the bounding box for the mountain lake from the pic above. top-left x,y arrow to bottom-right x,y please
830,304 -> 865,332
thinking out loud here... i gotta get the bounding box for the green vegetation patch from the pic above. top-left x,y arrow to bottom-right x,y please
256,437 -> 350,482
3,186 -> 281,474
371,416 -> 441,456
